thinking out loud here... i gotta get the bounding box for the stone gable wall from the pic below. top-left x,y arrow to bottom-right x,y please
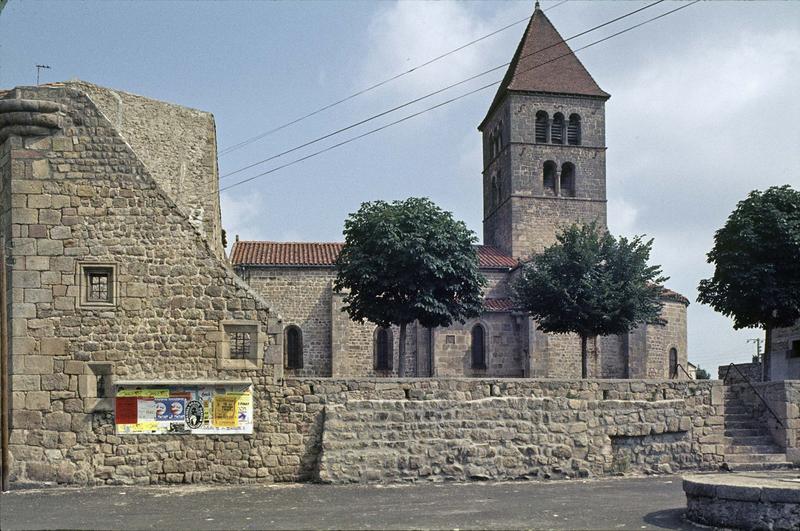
2,84 -> 279,485
75,82 -> 224,259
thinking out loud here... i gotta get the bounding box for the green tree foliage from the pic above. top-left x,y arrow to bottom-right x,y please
334,198 -> 485,376
512,222 -> 666,378
697,185 -> 800,379
695,367 -> 711,380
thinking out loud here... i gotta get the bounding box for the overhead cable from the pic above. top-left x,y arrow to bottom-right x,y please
220,0 -> 664,180
218,0 -> 568,156
217,0 -> 700,195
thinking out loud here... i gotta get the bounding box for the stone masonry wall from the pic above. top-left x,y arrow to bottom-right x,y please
310,378 -> 726,483
482,93 -> 608,260
75,82 -> 224,259
2,84 -> 280,485
770,321 -> 800,380
240,267 -> 334,377
718,362 -> 762,383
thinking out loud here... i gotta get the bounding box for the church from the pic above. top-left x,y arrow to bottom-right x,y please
231,4 -> 690,379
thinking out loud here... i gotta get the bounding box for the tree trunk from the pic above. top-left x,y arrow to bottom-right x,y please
581,334 -> 588,379
763,327 -> 772,382
398,322 -> 407,378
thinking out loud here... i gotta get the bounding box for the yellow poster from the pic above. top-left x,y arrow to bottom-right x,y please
212,395 -> 239,427
117,389 -> 169,398
118,421 -> 158,434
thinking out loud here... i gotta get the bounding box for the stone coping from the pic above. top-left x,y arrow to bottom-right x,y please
115,380 -> 252,387
287,377 -> 716,383
683,472 -> 800,504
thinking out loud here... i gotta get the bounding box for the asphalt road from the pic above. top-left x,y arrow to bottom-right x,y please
1,476 -> 703,530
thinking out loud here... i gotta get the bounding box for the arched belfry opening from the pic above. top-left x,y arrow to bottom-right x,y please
567,114 -> 581,145
543,161 -> 557,195
535,111 -> 548,143
560,162 -> 575,197
551,113 -> 564,144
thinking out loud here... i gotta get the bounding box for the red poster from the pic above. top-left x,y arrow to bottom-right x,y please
115,397 -> 138,424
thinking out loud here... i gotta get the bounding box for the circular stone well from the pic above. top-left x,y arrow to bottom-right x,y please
683,471 -> 800,530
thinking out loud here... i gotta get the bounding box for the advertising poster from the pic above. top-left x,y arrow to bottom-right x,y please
114,384 -> 253,435
212,395 -> 238,428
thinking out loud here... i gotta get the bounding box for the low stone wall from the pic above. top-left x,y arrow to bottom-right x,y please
684,472 -> 800,530
718,362 -> 762,383
729,381 -> 800,463
288,378 -> 727,484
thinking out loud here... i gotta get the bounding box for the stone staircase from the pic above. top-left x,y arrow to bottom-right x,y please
722,392 -> 792,471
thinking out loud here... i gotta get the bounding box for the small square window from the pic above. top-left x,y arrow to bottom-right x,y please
87,269 -> 111,303
445,335 -> 456,345
230,331 -> 251,359
218,321 -> 263,370
78,263 -> 117,308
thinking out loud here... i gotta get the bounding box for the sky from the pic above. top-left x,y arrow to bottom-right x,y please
2,0 -> 799,373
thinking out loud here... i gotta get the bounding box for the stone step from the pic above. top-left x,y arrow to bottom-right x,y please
724,428 -> 765,437
724,435 -> 776,446
724,421 -> 761,429
723,412 -> 753,420
724,453 -> 788,464
723,444 -> 785,454
722,461 -> 795,472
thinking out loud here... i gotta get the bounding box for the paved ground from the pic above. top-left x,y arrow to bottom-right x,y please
1,476 -> 704,530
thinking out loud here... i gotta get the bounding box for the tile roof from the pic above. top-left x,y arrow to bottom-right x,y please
230,241 -> 518,270
660,287 -> 690,306
481,6 -> 609,128
483,298 -> 516,313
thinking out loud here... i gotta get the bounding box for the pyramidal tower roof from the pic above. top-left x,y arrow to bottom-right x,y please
481,3 -> 609,127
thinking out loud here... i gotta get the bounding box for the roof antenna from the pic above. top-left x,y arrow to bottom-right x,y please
35,64 -> 50,85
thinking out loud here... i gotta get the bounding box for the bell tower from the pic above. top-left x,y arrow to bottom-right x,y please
479,4 -> 610,260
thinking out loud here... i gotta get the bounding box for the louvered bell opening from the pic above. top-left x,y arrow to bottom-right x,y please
551,117 -> 564,144
567,121 -> 580,145
535,120 -> 547,143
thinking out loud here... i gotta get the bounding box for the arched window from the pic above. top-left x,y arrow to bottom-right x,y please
285,326 -> 303,369
560,162 -> 575,197
495,122 -> 503,155
567,114 -> 581,145
471,324 -> 486,369
374,327 -> 392,371
551,113 -> 564,144
669,348 -> 678,378
535,111 -> 548,143
543,161 -> 557,195
496,169 -> 502,206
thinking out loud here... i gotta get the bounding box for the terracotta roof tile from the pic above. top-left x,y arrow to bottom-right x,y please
483,298 -> 516,313
660,287 -> 690,306
230,241 -> 517,270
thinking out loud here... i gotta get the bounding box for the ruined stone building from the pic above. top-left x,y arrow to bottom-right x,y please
231,6 -> 690,380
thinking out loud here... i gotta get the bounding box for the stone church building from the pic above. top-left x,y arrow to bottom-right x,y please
231,5 -> 690,380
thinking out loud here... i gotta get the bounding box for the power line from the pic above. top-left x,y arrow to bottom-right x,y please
220,0 -> 664,180
218,0 -> 568,156
217,0 -> 700,195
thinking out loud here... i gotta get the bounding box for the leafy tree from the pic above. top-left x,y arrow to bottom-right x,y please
334,198 -> 485,376
695,367 -> 711,380
512,222 -> 666,378
697,185 -> 800,380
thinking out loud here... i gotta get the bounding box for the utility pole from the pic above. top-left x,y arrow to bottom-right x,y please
747,337 -> 762,362
35,64 -> 51,85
